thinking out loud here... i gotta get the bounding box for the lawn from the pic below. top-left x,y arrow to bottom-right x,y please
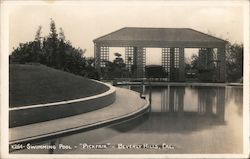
9,64 -> 109,107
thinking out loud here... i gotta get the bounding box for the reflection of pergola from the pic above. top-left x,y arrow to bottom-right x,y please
93,27 -> 227,82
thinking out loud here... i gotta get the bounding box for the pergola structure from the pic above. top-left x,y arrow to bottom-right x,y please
93,27 -> 227,82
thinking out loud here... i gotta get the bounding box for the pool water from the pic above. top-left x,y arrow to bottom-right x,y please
13,86 -> 243,154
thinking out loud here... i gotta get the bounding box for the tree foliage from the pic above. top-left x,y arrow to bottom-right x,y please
101,53 -> 129,79
10,19 -> 99,79
226,43 -> 243,82
186,43 -> 243,82
145,65 -> 167,78
190,54 -> 199,70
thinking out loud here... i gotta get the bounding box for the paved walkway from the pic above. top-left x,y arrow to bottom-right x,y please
9,87 -> 150,145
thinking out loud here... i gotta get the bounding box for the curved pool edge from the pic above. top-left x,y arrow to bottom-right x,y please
9,80 -> 116,127
9,88 -> 150,147
10,80 -> 115,110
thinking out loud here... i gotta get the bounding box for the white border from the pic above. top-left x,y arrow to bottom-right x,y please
1,1 -> 10,158
1,0 -> 249,158
243,0 -> 250,157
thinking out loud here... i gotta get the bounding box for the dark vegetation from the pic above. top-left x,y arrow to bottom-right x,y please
145,65 -> 167,79
225,43 -> 243,82
185,43 -> 243,82
10,19 -> 99,79
101,54 -> 168,80
9,64 -> 109,107
101,52 -> 129,79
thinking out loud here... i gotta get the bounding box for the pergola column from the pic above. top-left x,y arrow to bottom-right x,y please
94,43 -> 101,70
179,47 -> 185,81
218,46 -> 226,82
100,46 -> 109,67
131,46 -> 145,78
133,47 -> 138,67
162,48 -> 170,80
125,47 -> 134,71
135,46 -> 145,78
170,48 -> 175,81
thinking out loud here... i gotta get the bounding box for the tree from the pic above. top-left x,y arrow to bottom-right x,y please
226,43 -> 243,82
46,18 -> 59,67
35,25 -> 42,42
113,52 -> 124,65
101,53 -> 128,79
49,18 -> 58,40
190,54 -> 199,70
33,25 -> 43,62
10,26 -> 44,63
10,19 -> 100,79
114,52 -> 121,57
59,27 -> 65,42
206,30 -> 243,82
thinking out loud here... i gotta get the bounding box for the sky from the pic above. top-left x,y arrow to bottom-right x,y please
6,0 -> 245,65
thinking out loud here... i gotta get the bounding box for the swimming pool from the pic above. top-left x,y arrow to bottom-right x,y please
12,85 -> 243,154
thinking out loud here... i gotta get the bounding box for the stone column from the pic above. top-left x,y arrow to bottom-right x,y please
179,47 -> 185,81
218,46 -> 226,82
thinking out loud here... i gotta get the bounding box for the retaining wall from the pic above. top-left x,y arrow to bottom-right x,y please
9,81 -> 116,128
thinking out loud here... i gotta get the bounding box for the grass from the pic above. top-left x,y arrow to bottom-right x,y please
9,64 -> 109,107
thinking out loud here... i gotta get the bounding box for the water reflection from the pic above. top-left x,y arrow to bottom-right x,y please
112,86 -> 226,133
226,86 -> 243,116
132,86 -> 226,117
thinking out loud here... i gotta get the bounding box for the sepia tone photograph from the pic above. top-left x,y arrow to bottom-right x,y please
0,0 -> 249,158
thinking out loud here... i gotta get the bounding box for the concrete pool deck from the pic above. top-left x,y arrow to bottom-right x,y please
114,81 -> 243,87
9,87 -> 150,145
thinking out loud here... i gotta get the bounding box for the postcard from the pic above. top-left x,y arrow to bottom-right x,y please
1,0 -> 249,158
